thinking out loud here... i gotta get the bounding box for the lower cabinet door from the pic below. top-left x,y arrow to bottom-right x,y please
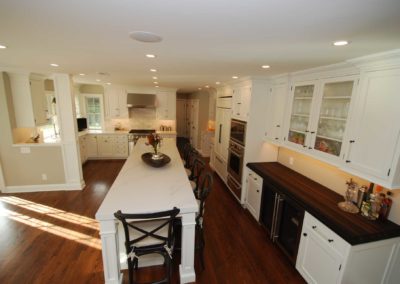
296,225 -> 343,284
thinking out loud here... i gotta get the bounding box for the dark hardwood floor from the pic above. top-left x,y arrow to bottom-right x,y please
0,159 -> 305,284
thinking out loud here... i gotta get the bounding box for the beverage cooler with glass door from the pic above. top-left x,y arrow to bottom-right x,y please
260,177 -> 305,263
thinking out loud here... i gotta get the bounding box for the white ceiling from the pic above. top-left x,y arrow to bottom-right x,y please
0,0 -> 399,92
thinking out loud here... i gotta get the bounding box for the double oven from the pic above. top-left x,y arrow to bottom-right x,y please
227,119 -> 246,200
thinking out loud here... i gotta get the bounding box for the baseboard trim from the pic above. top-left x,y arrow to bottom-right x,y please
3,181 -> 84,193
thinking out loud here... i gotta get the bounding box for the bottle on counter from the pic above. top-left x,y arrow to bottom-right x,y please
379,191 -> 393,221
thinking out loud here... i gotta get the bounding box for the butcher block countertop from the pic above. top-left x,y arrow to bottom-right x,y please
247,162 -> 400,245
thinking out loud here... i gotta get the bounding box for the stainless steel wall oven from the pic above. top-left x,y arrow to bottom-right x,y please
227,119 -> 246,200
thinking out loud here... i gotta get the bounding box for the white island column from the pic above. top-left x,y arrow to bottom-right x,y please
179,212 -> 197,283
99,219 -> 122,284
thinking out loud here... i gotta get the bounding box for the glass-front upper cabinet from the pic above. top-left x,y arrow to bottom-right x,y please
287,83 -> 317,148
284,76 -> 358,165
312,81 -> 354,157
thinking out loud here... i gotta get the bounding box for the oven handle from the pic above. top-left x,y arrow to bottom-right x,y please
228,147 -> 244,157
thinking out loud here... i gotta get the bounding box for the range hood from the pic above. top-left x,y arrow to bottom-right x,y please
127,93 -> 156,108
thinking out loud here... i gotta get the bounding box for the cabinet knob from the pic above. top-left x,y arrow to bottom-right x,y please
305,130 -> 309,133
275,137 -> 279,140
310,131 -> 315,134
303,145 -> 307,148
346,160 -> 351,163
276,125 -> 280,128
308,147 -> 312,149
256,190 -> 260,193
349,140 -> 355,143
303,233 -> 307,237
328,239 -> 334,243
312,225 -> 316,229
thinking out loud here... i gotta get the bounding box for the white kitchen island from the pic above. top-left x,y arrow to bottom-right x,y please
95,138 -> 198,284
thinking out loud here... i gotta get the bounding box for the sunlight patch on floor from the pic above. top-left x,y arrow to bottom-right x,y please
0,196 -> 99,230
1,207 -> 102,249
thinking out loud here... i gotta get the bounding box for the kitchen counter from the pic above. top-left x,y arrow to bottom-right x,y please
247,162 -> 400,245
96,138 -> 198,283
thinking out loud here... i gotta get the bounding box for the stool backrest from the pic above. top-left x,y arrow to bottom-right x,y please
197,172 -> 213,223
114,207 -> 180,250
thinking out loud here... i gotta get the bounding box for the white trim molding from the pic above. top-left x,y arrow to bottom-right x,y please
3,181 -> 85,194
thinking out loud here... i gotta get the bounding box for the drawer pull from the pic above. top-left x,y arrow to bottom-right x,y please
312,225 -> 317,229
328,239 -> 334,243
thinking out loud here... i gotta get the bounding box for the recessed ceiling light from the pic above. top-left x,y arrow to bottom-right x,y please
50,63 -> 59,67
79,73 -> 85,76
146,54 -> 157,58
333,40 -> 349,46
0,44 -> 7,49
152,76 -> 158,80
96,79 -> 101,82
130,31 -> 162,43
261,65 -> 270,69
155,86 -> 159,88
106,82 -> 111,85
150,69 -> 157,72
205,85 -> 210,88
216,82 -> 220,85
153,82 -> 158,84
232,76 -> 238,79
198,88 -> 202,90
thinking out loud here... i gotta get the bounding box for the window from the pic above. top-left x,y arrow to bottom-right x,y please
84,95 -> 104,130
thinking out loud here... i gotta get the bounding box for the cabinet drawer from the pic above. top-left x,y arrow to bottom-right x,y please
304,212 -> 350,256
248,170 -> 262,187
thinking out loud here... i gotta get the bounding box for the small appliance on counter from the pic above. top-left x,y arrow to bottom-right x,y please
76,118 -> 87,131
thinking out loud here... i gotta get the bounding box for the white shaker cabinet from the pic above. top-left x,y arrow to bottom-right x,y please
97,135 -> 115,157
214,96 -> 232,182
264,82 -> 288,144
342,68 -> 400,189
79,135 -> 88,164
156,91 -> 176,120
297,212 -> 400,284
86,134 -> 99,158
245,169 -> 263,221
232,83 -> 251,122
105,86 -> 128,118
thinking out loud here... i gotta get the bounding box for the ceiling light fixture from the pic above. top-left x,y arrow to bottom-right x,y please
150,69 -> 157,72
79,73 -> 85,76
0,44 -> 7,49
130,31 -> 162,43
333,40 -> 349,46
154,82 -> 158,84
198,88 -> 202,90
96,79 -> 101,82
146,54 -> 157,58
205,85 -> 210,88
106,82 -> 111,85
232,76 -> 238,79
155,86 -> 159,88
216,82 -> 220,85
50,63 -> 59,67
152,76 -> 158,80
261,65 -> 270,69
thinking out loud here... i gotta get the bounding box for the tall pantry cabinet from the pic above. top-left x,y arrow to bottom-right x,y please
213,95 -> 232,183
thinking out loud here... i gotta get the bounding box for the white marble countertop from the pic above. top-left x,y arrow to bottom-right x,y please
95,138 -> 198,221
